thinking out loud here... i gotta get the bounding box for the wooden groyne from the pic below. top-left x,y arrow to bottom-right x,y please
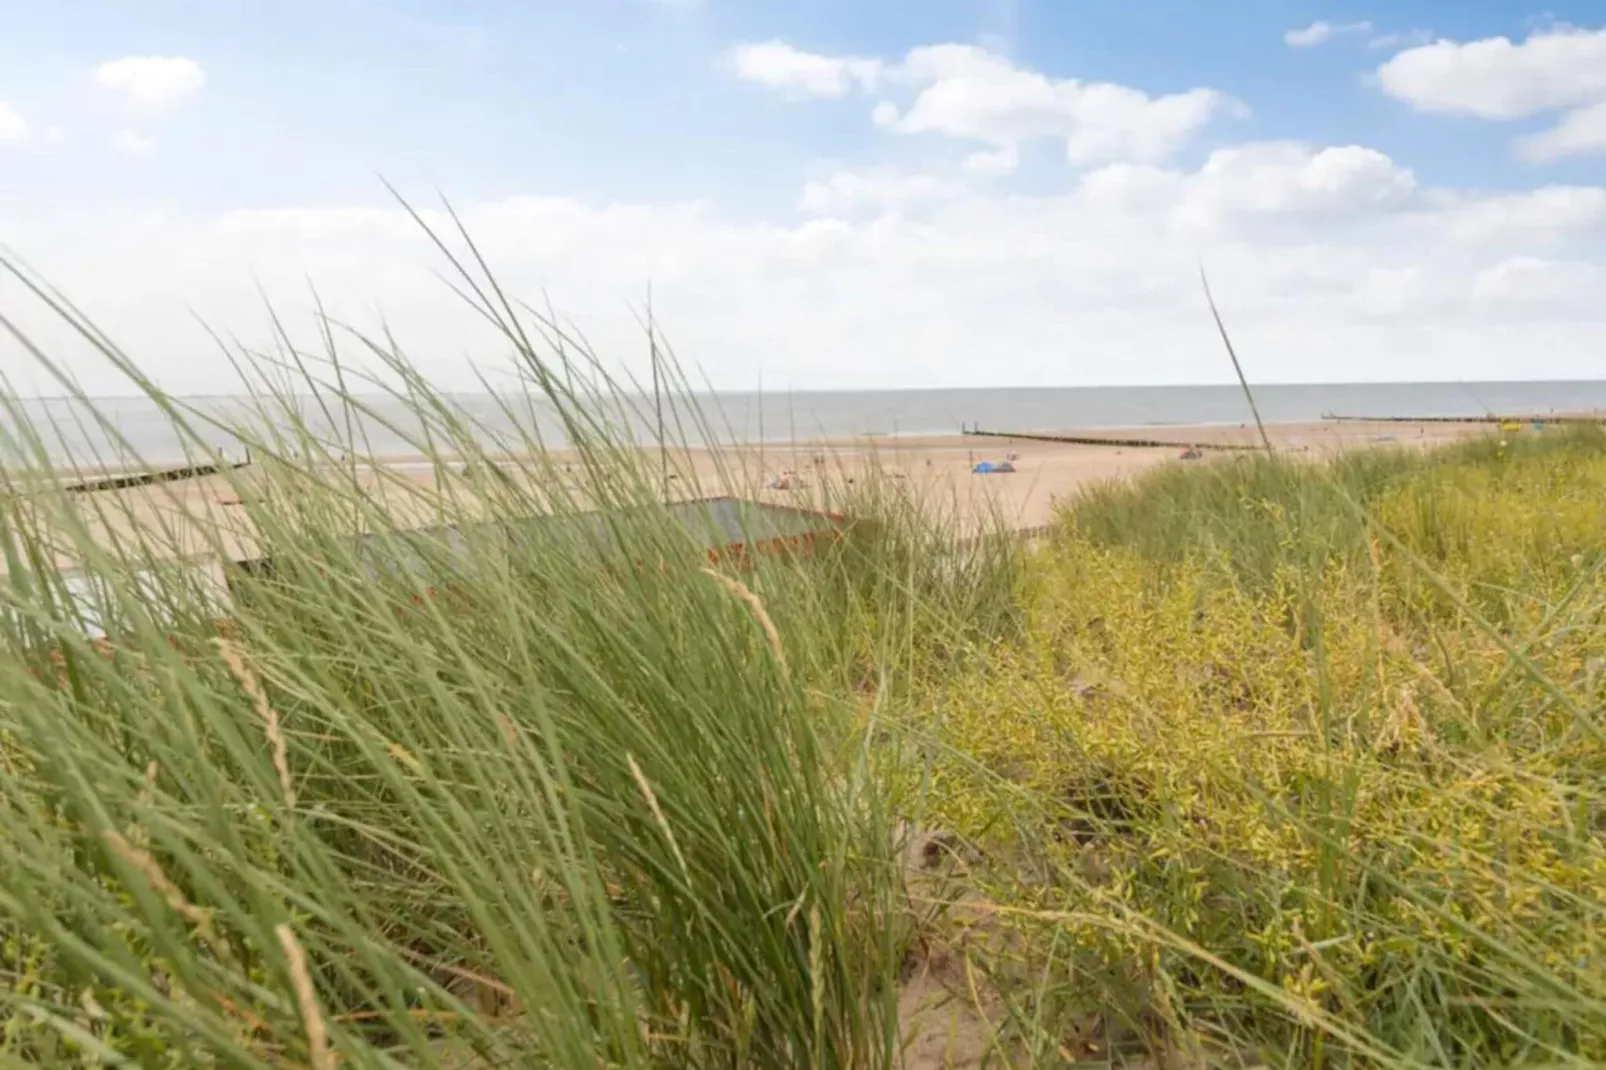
1321,413 -> 1606,425
960,428 -> 1263,452
63,460 -> 235,495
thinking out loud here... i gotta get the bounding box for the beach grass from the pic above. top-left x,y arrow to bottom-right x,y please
2,223 -> 1604,1067
0,231 -> 1027,1068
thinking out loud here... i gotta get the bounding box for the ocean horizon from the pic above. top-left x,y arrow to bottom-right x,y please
6,380 -> 1606,467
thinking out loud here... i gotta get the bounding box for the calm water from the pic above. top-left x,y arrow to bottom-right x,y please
7,381 -> 1606,467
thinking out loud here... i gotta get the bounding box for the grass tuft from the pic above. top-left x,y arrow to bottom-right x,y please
2,211 -> 1602,1067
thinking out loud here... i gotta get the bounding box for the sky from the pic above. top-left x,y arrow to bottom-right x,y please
1,0 -> 1605,395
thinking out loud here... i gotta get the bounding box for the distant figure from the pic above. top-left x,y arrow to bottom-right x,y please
1179,446 -> 1203,461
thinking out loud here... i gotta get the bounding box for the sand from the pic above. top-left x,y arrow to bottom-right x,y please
14,419 -> 1501,574
636,418 -> 1495,534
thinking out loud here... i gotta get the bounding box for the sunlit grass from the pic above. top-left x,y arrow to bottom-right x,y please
0,217 -> 1021,1068
2,209 -> 1603,1068
920,431 -> 1606,1066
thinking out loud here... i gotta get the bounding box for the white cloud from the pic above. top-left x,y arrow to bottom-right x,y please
1376,26 -> 1606,118
1376,26 -> 1606,162
1368,29 -> 1434,51
798,171 -> 961,215
1426,185 -> 1606,245
963,145 -> 1019,175
3,138 -> 1603,395
726,41 -> 881,98
1285,20 -> 1373,48
1473,256 -> 1601,304
1070,142 -> 1418,246
1517,98 -> 1606,161
0,102 -> 28,142
95,56 -> 206,113
1170,142 -> 1417,230
113,129 -> 156,155
731,41 -> 1235,166
884,44 -> 1236,165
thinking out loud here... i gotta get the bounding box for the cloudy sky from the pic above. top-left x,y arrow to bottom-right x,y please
1,0 -> 1604,395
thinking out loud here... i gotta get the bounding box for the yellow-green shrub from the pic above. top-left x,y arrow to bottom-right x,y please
918,439 -> 1606,1066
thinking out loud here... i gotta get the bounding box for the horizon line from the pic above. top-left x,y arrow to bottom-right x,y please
9,376 -> 1606,403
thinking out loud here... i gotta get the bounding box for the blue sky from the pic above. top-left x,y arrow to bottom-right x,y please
4,0 -> 1602,208
1,0 -> 1604,391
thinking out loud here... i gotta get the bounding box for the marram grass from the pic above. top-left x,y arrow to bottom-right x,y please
0,231 -> 1019,1068
2,220 -> 1604,1067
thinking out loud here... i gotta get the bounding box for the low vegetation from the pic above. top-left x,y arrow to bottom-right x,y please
1,229 -> 1602,1067
920,430 -> 1606,1066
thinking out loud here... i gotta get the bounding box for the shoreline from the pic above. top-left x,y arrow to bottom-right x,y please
344,418 -> 1504,535
12,407 -> 1576,474
5,416 -> 1510,574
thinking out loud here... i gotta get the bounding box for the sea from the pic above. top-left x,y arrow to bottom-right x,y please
7,381 -> 1606,467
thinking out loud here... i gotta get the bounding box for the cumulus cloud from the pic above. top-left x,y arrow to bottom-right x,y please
1425,185 -> 1606,245
1473,256 -> 1601,304
0,102 -> 27,142
95,55 -> 206,113
733,40 -> 1237,168
1284,20 -> 1373,48
962,145 -> 1019,175
1169,142 -> 1417,230
886,44 -> 1237,166
113,129 -> 156,155
1517,98 -> 1606,161
3,138 -> 1603,396
726,41 -> 881,98
1069,142 -> 1419,247
798,171 -> 962,215
1376,26 -> 1606,118
1376,25 -> 1606,160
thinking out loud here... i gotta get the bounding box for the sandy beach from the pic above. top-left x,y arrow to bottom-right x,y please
18,418 -> 1505,574
624,418 -> 1497,533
